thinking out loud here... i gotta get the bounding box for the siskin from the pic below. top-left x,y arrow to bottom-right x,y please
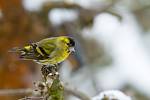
10,36 -> 75,66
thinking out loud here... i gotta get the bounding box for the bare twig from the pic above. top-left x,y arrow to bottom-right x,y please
64,86 -> 91,100
42,0 -> 119,15
0,88 -> 32,96
19,96 -> 44,100
0,87 -> 91,100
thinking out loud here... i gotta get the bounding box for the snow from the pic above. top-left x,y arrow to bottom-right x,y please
48,9 -> 78,26
23,0 -> 49,11
89,11 -> 150,96
92,90 -> 131,100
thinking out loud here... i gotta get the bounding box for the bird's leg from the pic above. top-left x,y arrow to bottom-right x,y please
41,65 -> 53,77
41,64 -> 60,78
45,64 -> 59,80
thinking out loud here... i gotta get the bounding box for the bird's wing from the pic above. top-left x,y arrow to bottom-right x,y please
37,39 -> 57,56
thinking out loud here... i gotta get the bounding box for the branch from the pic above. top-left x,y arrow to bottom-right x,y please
42,0 -> 118,14
0,88 -> 32,96
0,86 -> 91,100
64,86 -> 91,100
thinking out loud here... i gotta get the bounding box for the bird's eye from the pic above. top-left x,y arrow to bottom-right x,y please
68,37 -> 75,47
67,43 -> 70,46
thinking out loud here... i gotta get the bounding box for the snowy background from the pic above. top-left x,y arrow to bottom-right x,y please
0,0 -> 150,100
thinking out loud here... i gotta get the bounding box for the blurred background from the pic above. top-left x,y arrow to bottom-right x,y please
0,0 -> 150,100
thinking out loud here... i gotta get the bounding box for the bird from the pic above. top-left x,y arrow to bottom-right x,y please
10,36 -> 75,66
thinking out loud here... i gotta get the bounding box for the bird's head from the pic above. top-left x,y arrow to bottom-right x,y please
60,36 -> 75,52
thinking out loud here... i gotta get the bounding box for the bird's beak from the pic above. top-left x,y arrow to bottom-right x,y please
69,47 -> 75,52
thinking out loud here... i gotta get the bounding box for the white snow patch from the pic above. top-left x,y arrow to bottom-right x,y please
92,90 -> 131,100
48,9 -> 78,26
23,0 -> 49,11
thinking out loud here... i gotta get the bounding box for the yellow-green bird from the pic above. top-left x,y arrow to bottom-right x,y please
11,36 -> 75,65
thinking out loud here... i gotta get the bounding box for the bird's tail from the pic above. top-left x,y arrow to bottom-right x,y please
9,45 -> 36,60
8,47 -> 23,53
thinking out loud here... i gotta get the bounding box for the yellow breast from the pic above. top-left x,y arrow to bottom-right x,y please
39,45 -> 70,65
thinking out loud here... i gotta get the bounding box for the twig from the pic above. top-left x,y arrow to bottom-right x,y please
0,88 -> 32,96
64,86 -> 91,100
42,0 -> 118,14
0,87 -> 91,100
19,96 -> 44,100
